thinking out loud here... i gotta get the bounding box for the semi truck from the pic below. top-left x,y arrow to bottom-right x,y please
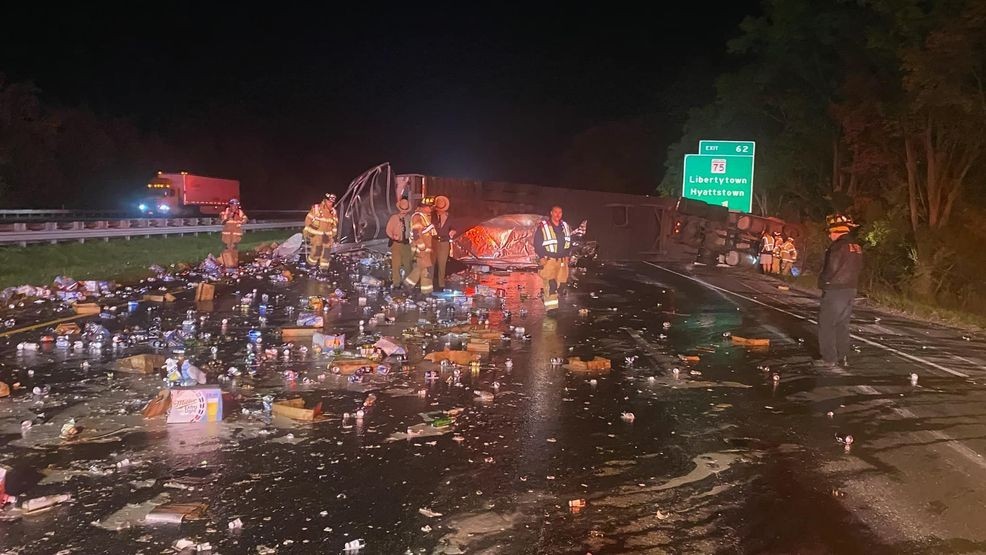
137,172 -> 239,216
672,197 -> 802,267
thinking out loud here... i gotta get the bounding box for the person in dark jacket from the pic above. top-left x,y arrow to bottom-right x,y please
816,214 -> 863,368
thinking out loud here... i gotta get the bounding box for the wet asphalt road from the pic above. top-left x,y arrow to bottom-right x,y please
1,256 -> 986,554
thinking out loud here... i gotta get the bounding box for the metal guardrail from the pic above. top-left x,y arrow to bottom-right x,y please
0,209 -> 308,221
0,220 -> 303,247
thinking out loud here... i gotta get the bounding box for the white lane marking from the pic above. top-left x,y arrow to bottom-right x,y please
642,262 -> 969,378
952,355 -> 986,370
828,363 -> 986,470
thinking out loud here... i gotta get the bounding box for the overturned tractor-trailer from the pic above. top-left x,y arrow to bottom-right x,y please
334,163 -> 678,265
672,197 -> 803,267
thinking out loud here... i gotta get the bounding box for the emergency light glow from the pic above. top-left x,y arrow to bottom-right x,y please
138,203 -> 148,211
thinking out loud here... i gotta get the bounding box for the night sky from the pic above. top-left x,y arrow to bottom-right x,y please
1,3 -> 760,197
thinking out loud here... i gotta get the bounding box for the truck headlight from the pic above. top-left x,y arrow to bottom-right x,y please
159,205 -> 170,212
138,203 -> 148,211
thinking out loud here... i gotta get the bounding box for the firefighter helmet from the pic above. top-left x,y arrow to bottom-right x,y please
324,193 -> 337,203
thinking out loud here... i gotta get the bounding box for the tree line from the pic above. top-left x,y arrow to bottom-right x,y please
661,0 -> 986,307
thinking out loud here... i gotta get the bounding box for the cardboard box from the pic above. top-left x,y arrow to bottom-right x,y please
425,350 -> 481,365
115,354 -> 166,374
282,327 -> 319,340
54,322 -> 81,335
466,340 -> 491,353
272,398 -> 323,421
167,387 -> 223,423
142,389 -> 171,418
221,249 -> 238,268
143,293 -> 176,303
0,381 -> 9,398
73,303 -> 101,315
194,283 -> 215,302
313,332 -> 346,351
330,358 -> 378,375
731,336 -> 771,348
145,502 -> 207,524
565,356 -> 612,372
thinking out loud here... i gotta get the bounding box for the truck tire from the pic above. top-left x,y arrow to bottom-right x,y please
725,250 -> 741,266
677,198 -> 710,218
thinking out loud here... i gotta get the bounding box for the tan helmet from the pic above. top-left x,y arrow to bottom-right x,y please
396,199 -> 410,212
434,196 -> 450,211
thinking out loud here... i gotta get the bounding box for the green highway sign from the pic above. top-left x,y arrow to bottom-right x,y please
698,140 -> 755,157
682,153 -> 755,213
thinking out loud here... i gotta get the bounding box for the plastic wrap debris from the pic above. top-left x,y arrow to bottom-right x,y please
228,517 -> 244,530
564,356 -> 612,372
373,337 -> 405,357
425,349 -> 481,365
167,387 -> 223,423
419,507 -> 443,518
181,360 -> 208,385
0,465 -> 13,507
271,398 -> 324,421
115,354 -> 166,375
21,494 -> 73,514
273,233 -> 304,259
451,214 -> 542,268
344,539 -> 367,552
145,502 -> 208,524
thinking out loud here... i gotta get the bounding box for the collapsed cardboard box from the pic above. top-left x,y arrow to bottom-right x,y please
0,381 -> 9,398
194,283 -> 215,302
143,293 -> 177,303
73,303 -> 101,315
425,349 -> 481,365
565,356 -> 612,372
466,339 -> 491,353
115,354 -> 166,374
145,502 -> 208,524
54,322 -> 81,335
271,398 -> 324,421
167,387 -> 223,424
282,327 -> 320,340
731,336 -> 771,348
313,332 -> 346,351
330,358 -> 379,375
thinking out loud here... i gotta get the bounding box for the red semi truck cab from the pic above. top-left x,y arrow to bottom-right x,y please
138,172 -> 240,216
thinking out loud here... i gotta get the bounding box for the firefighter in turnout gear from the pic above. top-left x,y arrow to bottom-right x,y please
220,198 -> 247,250
779,236 -> 798,275
404,198 -> 437,295
533,205 -> 572,314
304,193 -> 339,271
816,214 -> 863,368
770,231 -> 783,274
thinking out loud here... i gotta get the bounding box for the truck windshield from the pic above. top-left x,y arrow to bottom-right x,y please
147,187 -> 173,197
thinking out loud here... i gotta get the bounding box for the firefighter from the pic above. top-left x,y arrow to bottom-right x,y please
533,205 -> 572,314
304,193 -> 339,272
431,196 -> 456,291
779,235 -> 798,275
386,199 -> 414,288
759,230 -> 775,274
404,198 -> 436,295
816,214 -> 863,368
770,231 -> 783,274
220,198 -> 248,250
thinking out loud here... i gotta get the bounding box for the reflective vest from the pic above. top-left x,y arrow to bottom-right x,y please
761,235 -> 775,254
305,203 -> 338,237
540,220 -> 571,254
